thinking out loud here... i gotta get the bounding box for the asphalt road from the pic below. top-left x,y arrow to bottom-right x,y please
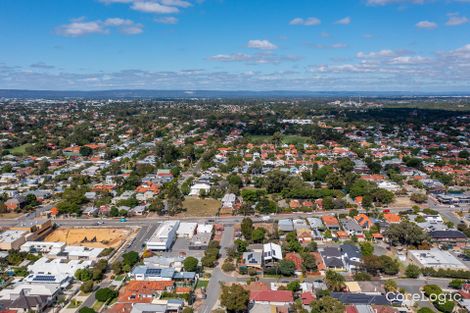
199,225 -> 235,313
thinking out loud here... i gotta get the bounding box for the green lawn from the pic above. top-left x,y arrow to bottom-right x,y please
196,280 -> 209,288
8,144 -> 31,156
67,300 -> 82,309
114,274 -> 125,281
92,300 -> 105,311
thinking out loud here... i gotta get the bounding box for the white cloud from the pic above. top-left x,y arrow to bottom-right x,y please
446,14 -> 469,26
160,0 -> 191,7
366,0 -> 428,5
335,17 -> 351,25
289,17 -> 321,26
416,20 -> 437,29
357,49 -> 396,59
56,18 -> 143,37
247,39 -> 278,50
209,52 -> 299,64
155,16 -> 178,24
313,43 -> 348,49
104,18 -> 133,26
388,56 -> 429,64
99,0 -> 133,3
56,19 -> 106,37
209,53 -> 251,62
131,1 -> 179,14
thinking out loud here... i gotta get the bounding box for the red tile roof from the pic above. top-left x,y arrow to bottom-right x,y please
250,290 -> 293,303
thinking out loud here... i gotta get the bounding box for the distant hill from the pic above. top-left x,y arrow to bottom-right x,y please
0,89 -> 469,99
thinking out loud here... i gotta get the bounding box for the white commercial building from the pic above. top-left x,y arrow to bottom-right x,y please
176,222 -> 197,239
20,241 -> 65,254
0,230 -> 27,250
197,224 -> 213,234
147,221 -> 180,251
409,249 -> 468,270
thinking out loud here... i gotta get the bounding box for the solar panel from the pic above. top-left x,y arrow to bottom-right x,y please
145,268 -> 162,275
33,275 -> 55,281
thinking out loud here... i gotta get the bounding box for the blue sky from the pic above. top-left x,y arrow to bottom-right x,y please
1,0 -> 470,91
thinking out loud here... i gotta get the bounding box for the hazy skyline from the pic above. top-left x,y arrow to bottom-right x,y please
1,0 -> 470,91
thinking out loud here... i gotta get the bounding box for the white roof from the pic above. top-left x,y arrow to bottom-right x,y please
197,224 -> 213,233
263,242 -> 282,261
28,256 -> 93,276
409,249 -> 467,269
177,222 -> 197,236
0,230 -> 26,243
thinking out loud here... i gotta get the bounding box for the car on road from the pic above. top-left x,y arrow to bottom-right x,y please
120,218 -> 127,223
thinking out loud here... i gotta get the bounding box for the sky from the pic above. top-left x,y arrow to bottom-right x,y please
1,0 -> 470,92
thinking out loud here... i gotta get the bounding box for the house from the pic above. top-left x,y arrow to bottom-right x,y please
221,193 -> 237,209
129,266 -> 196,283
341,219 -> 364,237
189,232 -> 212,250
320,247 -> 344,270
355,214 -> 373,230
330,292 -> 390,305
130,301 -> 184,313
0,283 -> 60,313
147,221 -> 180,251
321,215 -> 340,230
249,290 -> 294,306
383,214 -> 401,224
284,253 -> 303,275
341,244 -> 362,271
263,243 -> 283,265
242,251 -> 263,270
118,281 -> 174,303
189,183 -> 210,196
277,219 -> 294,232
5,197 -> 26,211
296,228 -> 313,243
429,230 -> 467,248
156,169 -> 174,184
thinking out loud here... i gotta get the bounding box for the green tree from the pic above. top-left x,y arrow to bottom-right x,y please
220,284 -> 249,313
80,281 -> 94,293
252,227 -> 266,243
384,280 -> 398,292
79,307 -> 97,313
449,279 -> 464,289
359,242 -> 374,257
183,256 -> 198,272
79,146 -> 93,156
95,288 -> 117,303
325,270 -> 345,291
241,217 -> 253,241
384,221 -> 429,246
405,264 -> 421,278
122,251 -> 139,267
310,296 -> 345,313
287,281 -> 301,292
279,260 -> 296,276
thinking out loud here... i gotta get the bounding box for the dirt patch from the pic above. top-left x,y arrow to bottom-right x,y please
391,196 -> 416,208
179,196 -> 221,217
45,227 -> 133,248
